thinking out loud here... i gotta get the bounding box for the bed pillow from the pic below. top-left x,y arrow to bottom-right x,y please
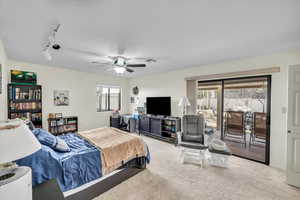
32,129 -> 70,152
32,128 -> 57,148
55,137 -> 71,152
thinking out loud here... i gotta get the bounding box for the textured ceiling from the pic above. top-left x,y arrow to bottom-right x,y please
0,0 -> 300,77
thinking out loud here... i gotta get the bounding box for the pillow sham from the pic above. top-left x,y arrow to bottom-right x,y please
32,128 -> 56,148
32,129 -> 70,152
55,137 -> 71,152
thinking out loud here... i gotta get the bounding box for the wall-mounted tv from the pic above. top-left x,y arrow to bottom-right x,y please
146,97 -> 171,116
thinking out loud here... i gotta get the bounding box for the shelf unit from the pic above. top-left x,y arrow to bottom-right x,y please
8,84 -> 43,128
48,116 -> 78,135
139,115 -> 181,143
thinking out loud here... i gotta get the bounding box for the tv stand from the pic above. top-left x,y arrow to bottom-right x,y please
139,115 -> 181,143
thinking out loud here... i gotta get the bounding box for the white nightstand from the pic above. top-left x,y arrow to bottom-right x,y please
0,166 -> 32,200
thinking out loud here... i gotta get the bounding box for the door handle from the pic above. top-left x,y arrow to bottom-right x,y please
288,130 -> 292,134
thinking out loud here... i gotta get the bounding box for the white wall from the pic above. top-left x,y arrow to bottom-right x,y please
1,59 -> 130,131
129,50 -> 300,170
0,40 -> 8,121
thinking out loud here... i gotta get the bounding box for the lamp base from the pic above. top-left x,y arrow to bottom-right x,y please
0,162 -> 17,181
0,166 -> 32,200
0,172 -> 15,181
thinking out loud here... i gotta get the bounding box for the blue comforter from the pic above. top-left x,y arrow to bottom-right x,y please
17,133 -> 102,192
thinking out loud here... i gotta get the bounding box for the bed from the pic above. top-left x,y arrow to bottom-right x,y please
16,127 -> 150,199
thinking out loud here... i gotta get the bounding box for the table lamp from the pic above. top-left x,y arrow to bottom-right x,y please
0,120 -> 41,200
178,96 -> 191,115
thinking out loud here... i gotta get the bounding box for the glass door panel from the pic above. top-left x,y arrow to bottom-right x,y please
197,81 -> 223,140
197,76 -> 270,164
222,77 -> 269,163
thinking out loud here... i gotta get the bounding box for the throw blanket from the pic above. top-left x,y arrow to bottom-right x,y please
79,127 -> 146,174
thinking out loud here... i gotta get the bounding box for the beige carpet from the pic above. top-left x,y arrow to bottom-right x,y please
94,136 -> 300,200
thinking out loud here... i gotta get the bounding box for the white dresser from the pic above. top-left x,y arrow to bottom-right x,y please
0,166 -> 32,200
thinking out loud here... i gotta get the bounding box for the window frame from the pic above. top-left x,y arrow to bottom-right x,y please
97,85 -> 121,112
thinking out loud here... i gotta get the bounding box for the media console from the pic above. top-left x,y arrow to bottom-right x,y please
138,115 -> 181,143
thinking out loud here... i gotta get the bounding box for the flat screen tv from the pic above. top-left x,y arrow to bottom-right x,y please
146,97 -> 171,116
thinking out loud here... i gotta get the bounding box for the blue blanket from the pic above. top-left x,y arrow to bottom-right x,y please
17,133 -> 102,192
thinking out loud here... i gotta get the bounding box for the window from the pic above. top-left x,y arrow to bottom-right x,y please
97,85 -> 121,112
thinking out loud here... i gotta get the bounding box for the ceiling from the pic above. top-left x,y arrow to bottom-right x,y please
0,0 -> 300,77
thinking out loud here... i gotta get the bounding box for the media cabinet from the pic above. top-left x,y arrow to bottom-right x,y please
138,115 -> 181,143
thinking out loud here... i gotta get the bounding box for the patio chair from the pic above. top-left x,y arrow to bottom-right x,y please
250,112 -> 267,147
224,111 -> 246,147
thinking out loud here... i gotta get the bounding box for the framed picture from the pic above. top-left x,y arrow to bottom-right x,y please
54,90 -> 70,106
130,97 -> 135,103
55,113 -> 63,118
11,70 -> 37,85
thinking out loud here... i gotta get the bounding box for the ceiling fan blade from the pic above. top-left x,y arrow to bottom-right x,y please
126,68 -> 134,73
91,61 -> 112,65
127,64 -> 146,68
131,57 -> 157,63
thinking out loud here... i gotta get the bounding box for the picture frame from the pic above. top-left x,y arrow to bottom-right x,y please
11,70 -> 37,85
54,90 -> 70,106
55,113 -> 63,118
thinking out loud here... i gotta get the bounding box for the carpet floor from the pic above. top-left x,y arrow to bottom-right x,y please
94,135 -> 300,200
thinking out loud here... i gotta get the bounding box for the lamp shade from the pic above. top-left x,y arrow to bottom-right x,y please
0,120 -> 41,164
178,97 -> 191,107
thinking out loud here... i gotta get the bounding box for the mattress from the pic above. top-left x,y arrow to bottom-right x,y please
79,127 -> 147,174
17,133 -> 102,192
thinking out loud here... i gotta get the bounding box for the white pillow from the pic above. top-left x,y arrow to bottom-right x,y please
54,137 -> 71,152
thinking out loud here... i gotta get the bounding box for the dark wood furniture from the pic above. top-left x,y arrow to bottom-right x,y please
110,116 -> 120,128
8,84 -> 42,128
250,112 -> 267,147
224,111 -> 246,147
65,167 -> 144,200
139,115 -> 181,143
48,116 -> 78,135
110,115 -> 138,133
33,179 -> 64,200
33,158 -> 146,200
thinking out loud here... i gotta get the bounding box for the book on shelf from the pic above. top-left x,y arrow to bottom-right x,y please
48,116 -> 78,135
10,112 -> 42,122
10,102 -> 42,111
9,86 -> 41,101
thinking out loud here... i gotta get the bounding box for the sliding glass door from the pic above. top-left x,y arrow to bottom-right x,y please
197,81 -> 222,131
197,76 -> 271,164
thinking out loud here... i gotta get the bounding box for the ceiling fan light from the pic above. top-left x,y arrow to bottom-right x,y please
114,67 -> 126,74
114,57 -> 126,67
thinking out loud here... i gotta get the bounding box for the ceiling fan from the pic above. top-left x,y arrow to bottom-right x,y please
42,24 -> 157,74
91,56 -> 156,74
42,24 -> 61,61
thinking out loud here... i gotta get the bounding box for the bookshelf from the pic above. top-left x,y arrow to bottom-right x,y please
161,119 -> 179,139
8,84 -> 43,128
48,116 -> 78,135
